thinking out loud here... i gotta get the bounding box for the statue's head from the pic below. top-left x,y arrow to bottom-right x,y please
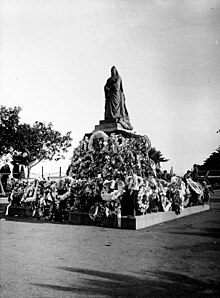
111,66 -> 119,77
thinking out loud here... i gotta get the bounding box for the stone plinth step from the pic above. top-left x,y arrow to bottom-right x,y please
94,122 -> 125,132
84,121 -> 140,139
7,206 -> 33,217
0,203 -> 8,212
126,204 -> 210,230
68,205 -> 210,230
0,211 -> 6,219
4,205 -> 210,229
69,212 -> 118,228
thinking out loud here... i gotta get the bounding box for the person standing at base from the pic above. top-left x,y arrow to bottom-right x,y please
203,181 -> 212,203
0,164 -> 11,193
183,170 -> 191,185
192,164 -> 199,182
121,173 -> 143,217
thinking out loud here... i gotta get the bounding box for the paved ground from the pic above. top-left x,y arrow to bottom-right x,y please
0,191 -> 220,298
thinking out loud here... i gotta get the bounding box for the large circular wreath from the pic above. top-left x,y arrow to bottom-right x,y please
89,202 -> 106,222
88,130 -> 109,151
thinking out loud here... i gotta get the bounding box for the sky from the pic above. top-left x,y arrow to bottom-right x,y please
1,0 -> 220,177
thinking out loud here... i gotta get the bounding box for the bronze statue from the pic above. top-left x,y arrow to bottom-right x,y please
104,66 -> 133,130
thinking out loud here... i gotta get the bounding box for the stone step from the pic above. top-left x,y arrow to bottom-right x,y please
6,206 -> 33,217
0,210 -> 5,219
0,203 -> 8,212
4,204 -> 210,230
68,205 -> 210,230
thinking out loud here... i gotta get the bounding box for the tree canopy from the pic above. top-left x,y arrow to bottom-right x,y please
199,146 -> 220,171
0,105 -> 72,173
148,147 -> 169,168
0,106 -> 21,156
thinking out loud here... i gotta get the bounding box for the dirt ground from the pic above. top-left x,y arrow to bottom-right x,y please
0,191 -> 220,298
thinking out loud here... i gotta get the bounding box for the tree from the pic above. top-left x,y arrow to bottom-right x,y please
148,147 -> 169,168
199,146 -> 220,171
15,122 -> 72,176
0,106 -> 21,156
0,106 -> 72,177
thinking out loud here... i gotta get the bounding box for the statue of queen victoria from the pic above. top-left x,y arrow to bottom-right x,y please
104,66 -> 133,130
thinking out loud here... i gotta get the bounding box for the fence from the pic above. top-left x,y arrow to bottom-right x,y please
0,167 -> 66,195
198,170 -> 220,188
29,167 -> 66,180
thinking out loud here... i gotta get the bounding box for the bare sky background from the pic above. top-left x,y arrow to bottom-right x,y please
1,0 -> 220,176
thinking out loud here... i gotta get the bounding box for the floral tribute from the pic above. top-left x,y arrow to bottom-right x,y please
5,131 -> 209,224
66,131 -> 155,221
65,131 -> 206,221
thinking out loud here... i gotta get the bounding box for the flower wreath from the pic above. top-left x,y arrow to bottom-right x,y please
142,135 -> 151,152
88,130 -> 109,151
161,195 -> 172,212
101,189 -> 120,201
187,179 -> 203,196
137,186 -> 150,214
89,202 -> 106,222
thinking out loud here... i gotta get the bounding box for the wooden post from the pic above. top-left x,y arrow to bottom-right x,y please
42,166 -> 44,178
59,167 -> 61,179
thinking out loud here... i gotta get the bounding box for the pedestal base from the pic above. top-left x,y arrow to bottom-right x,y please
84,119 -> 140,139
94,119 -> 126,132
68,205 -> 210,230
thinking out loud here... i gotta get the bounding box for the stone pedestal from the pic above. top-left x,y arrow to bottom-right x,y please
94,119 -> 125,132
84,119 -> 140,139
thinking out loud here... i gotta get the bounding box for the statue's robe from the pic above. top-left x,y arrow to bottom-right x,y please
104,75 -> 133,130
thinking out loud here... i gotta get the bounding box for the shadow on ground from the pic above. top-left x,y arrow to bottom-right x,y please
166,227 -> 220,239
31,267 -> 220,297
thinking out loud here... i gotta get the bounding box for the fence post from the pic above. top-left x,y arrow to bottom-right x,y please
42,166 -> 44,179
170,166 -> 173,176
27,167 -> 30,179
59,167 -> 61,179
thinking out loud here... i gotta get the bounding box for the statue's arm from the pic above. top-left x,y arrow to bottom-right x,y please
104,84 -> 110,92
